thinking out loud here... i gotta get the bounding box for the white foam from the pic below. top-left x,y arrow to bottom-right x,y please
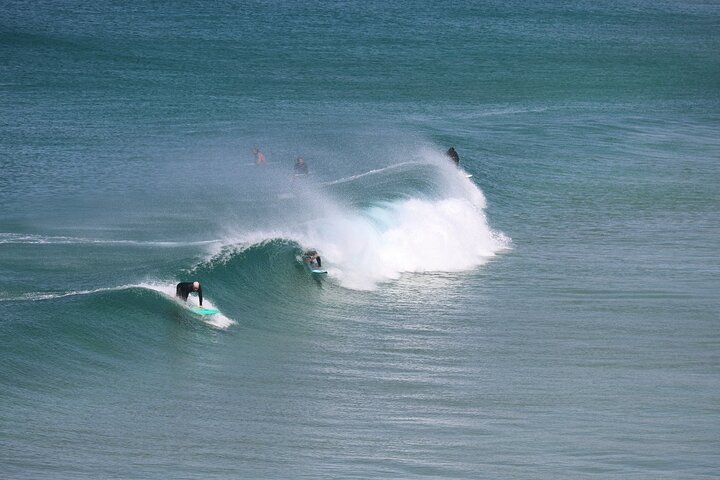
214,149 -> 510,291
200,147 -> 511,290
299,195 -> 508,290
312,151 -> 509,289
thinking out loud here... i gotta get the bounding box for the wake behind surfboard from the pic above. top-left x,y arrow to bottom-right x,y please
185,303 -> 233,328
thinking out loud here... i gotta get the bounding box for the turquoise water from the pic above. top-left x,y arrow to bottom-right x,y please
2,1 -> 719,478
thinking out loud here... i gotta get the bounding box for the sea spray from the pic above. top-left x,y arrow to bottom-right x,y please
207,150 -> 509,290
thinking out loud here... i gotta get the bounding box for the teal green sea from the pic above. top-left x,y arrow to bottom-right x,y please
2,1 -> 719,478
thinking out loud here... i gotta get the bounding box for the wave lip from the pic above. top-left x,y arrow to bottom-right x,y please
0,285 -> 135,302
0,232 -> 220,247
206,153 -> 510,291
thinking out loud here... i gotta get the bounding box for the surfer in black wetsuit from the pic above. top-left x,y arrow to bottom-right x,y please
294,157 -> 308,175
303,250 -> 322,268
176,281 -> 203,306
446,147 -> 460,166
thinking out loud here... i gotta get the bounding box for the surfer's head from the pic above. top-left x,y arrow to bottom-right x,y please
192,281 -> 200,291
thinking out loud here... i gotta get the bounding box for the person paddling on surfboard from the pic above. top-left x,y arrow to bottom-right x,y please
446,147 -> 460,166
176,281 -> 203,306
303,250 -> 322,268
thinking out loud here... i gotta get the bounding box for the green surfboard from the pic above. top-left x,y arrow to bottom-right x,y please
190,307 -> 220,315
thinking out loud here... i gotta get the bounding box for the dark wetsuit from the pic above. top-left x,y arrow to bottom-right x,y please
176,282 -> 202,306
303,251 -> 322,267
447,148 -> 460,166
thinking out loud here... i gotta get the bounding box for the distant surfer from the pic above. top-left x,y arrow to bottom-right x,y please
446,147 -> 460,166
294,157 -> 308,175
303,250 -> 322,268
176,281 -> 203,306
253,148 -> 266,165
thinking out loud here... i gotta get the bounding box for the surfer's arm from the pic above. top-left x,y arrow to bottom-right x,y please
198,287 -> 203,306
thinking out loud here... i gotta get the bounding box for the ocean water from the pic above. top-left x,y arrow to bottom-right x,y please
1,0 -> 719,478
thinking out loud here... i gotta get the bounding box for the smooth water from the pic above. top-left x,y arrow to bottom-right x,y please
2,1 -> 719,478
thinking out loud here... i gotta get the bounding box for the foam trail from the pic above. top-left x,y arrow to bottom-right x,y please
320,161 -> 422,186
